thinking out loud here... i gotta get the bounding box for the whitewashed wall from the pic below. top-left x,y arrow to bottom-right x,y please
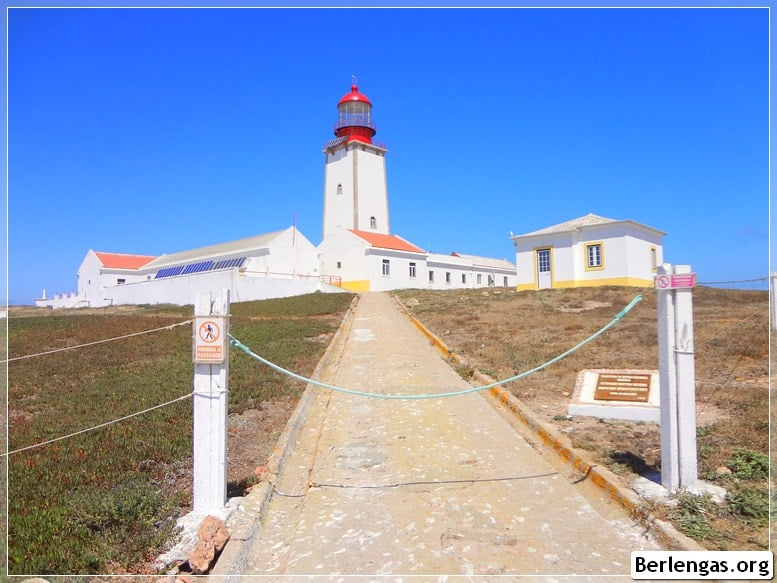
322,143 -> 389,237
515,224 -> 663,289
323,147 -> 355,237
265,228 -> 319,277
105,269 -> 343,306
354,146 -> 390,235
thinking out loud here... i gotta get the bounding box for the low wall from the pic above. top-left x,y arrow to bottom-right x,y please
104,270 -> 345,307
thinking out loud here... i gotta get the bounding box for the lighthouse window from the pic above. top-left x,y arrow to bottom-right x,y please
337,183 -> 343,195
370,216 -> 377,229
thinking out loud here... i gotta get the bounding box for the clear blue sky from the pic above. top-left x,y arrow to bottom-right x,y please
5,6 -> 770,305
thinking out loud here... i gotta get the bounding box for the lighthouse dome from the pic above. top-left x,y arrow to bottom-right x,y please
338,84 -> 372,107
334,83 -> 376,144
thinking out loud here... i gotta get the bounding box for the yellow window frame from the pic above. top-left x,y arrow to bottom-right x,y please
584,241 -> 605,271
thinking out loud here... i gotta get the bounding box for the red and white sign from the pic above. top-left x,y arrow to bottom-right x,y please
193,316 -> 227,363
655,273 -> 697,290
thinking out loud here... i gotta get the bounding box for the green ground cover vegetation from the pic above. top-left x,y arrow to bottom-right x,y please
7,292 -> 353,574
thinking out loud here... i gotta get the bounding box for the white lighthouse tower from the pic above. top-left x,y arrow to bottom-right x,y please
322,83 -> 390,238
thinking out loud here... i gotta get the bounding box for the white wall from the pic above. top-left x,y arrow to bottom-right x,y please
515,224 -> 663,289
318,229 -> 370,285
265,227 -> 319,277
323,147 -> 355,237
105,269 -> 343,306
354,146 -> 390,234
322,143 -> 389,237
76,250 -> 104,307
365,249 -> 427,291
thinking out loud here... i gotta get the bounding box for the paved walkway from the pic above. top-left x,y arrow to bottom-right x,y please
218,292 -> 660,579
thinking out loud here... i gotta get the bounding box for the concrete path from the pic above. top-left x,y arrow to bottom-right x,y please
220,292 -> 660,579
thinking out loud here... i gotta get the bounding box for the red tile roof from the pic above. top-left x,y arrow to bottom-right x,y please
94,251 -> 157,270
349,230 -> 425,253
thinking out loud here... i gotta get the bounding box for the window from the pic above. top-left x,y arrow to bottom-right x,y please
488,274 -> 495,287
650,247 -> 658,272
370,216 -> 377,229
503,276 -> 508,287
462,273 -> 467,284
382,259 -> 390,277
117,278 -> 126,285
428,270 -> 435,283
336,261 -> 342,269
409,262 -> 416,278
586,242 -> 604,270
337,183 -> 343,195
477,273 -> 482,285
445,272 -> 451,284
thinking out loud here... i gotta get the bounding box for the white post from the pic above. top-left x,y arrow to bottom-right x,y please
657,264 -> 680,491
657,264 -> 697,491
770,273 -> 777,332
673,265 -> 698,487
192,289 -> 230,512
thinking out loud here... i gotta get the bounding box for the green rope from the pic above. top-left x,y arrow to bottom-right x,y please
228,294 -> 643,400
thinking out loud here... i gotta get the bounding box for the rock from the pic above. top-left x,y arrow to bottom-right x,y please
200,515 -> 230,551
254,465 -> 269,481
716,465 -> 732,475
188,542 -> 216,575
187,516 -> 230,574
685,480 -> 728,505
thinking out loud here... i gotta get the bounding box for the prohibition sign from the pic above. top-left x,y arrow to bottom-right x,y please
194,316 -> 227,363
198,320 -> 221,343
656,275 -> 671,289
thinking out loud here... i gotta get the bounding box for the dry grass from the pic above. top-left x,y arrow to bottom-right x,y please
7,293 -> 354,575
395,285 -> 769,550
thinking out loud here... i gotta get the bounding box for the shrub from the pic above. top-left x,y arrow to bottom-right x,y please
727,448 -> 769,481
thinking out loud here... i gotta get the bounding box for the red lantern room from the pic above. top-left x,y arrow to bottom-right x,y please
334,84 -> 377,145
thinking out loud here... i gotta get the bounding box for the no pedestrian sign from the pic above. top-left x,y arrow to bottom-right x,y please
655,273 -> 697,290
193,316 -> 227,364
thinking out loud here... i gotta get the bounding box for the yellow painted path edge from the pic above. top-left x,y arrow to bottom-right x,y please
399,296 -> 706,553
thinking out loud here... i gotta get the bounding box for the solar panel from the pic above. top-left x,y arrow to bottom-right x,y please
213,257 -> 246,270
154,257 -> 244,279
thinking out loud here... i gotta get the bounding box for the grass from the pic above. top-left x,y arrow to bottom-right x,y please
395,285 -> 769,550
7,292 -> 354,575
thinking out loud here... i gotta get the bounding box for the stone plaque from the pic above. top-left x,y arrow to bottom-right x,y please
594,373 -> 652,403
567,369 -> 660,423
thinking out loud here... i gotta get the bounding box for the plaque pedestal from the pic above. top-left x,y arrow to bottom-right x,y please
567,369 -> 660,422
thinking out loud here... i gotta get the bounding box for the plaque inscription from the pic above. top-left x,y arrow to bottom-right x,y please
594,373 -> 652,403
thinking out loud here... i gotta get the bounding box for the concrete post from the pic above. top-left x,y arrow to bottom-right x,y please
192,289 -> 230,512
657,264 -> 697,491
673,265 -> 698,487
770,273 -> 777,331
657,264 -> 679,491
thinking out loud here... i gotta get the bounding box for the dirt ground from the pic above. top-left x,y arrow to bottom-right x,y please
395,285 -> 769,551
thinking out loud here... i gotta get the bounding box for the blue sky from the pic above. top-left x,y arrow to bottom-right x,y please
5,6 -> 770,305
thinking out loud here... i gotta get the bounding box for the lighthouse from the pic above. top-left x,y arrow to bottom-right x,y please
321,83 -> 390,238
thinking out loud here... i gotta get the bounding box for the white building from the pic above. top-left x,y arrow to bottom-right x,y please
37,227 -> 329,308
35,82 -> 518,308
317,83 -> 516,292
511,213 -> 665,291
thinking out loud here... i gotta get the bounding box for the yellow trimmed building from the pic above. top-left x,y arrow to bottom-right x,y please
511,214 -> 665,291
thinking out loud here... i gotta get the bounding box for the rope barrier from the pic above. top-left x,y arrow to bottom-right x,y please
698,308 -> 764,348
698,277 -> 768,285
228,294 -> 644,400
3,391 -> 194,456
6,320 -> 192,363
